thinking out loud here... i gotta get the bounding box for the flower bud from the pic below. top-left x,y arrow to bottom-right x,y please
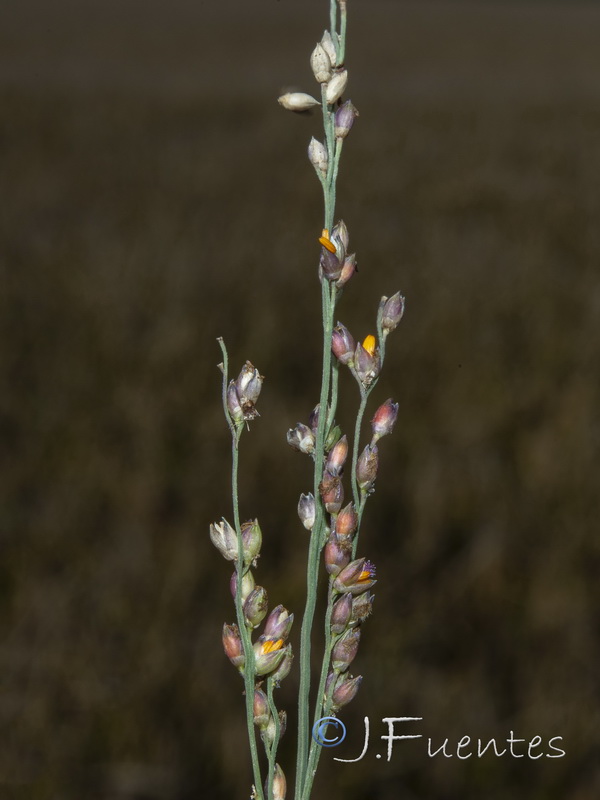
264,605 -> 294,641
331,219 -> 349,253
354,337 -> 381,385
324,531 -> 351,576
320,245 -> 342,281
325,69 -> 348,104
331,592 -> 353,633
287,422 -> 316,455
331,673 -> 362,711
356,443 -> 379,491
380,291 -> 405,334
270,644 -> 293,683
230,569 -> 256,603
241,518 -> 262,565
336,253 -> 357,288
254,635 -> 286,676
326,434 -> 348,476
308,137 -> 328,177
235,361 -> 263,420
332,323 -> 356,365
331,627 -> 361,672
335,100 -> 359,139
209,518 -> 238,561
333,557 -> 377,595
335,502 -> 358,538
371,398 -> 399,441
244,586 -> 269,628
272,764 -> 287,800
320,30 -> 338,67
349,592 -> 374,627
298,492 -> 316,530
278,92 -> 320,111
226,381 -> 244,426
254,687 -> 270,728
222,623 -> 245,669
310,42 -> 332,83
319,470 -> 344,514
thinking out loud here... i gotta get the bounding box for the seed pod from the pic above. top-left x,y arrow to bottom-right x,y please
325,69 -> 348,104
287,422 -> 316,455
308,137 -> 328,177
278,92 -> 320,111
310,42 -> 332,83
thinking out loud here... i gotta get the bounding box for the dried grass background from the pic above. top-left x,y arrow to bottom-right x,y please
1,1 -> 599,798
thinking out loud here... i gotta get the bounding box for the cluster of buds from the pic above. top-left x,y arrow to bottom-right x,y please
226,361 -> 264,424
287,403 -> 342,461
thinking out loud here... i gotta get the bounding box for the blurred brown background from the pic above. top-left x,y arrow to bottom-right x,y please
1,1 -> 599,798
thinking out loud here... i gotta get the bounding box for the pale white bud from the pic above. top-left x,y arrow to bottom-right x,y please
310,42 -> 332,83
308,137 -> 328,176
277,92 -> 320,111
325,70 -> 348,105
321,30 -> 338,68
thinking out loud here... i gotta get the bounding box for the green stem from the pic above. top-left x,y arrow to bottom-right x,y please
350,385 -> 368,513
218,339 -> 265,800
266,678 -> 281,800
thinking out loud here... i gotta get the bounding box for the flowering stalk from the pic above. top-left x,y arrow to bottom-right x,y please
212,1 -> 405,798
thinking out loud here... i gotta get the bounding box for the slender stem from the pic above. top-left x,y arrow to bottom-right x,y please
350,385 -> 368,512
218,339 -> 265,800
338,1 -> 348,65
267,677 -> 281,800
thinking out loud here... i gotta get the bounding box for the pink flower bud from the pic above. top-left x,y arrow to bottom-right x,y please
331,592 -> 353,633
222,623 -> 245,669
335,502 -> 358,538
371,398 -> 399,441
308,404 -> 321,434
356,443 -> 379,491
264,605 -> 294,641
326,434 -> 348,476
320,246 -> 342,281
333,557 -> 377,595
332,627 -> 361,672
324,532 -> 351,576
332,673 -> 362,710
254,687 -> 270,728
335,100 -> 359,139
332,323 -> 356,365
336,253 -> 357,288
380,291 -> 405,334
243,586 -> 269,628
319,471 -> 344,514
226,381 -> 244,426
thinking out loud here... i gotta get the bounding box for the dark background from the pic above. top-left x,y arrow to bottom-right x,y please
1,1 -> 599,798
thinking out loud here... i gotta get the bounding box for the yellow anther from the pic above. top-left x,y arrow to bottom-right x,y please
262,638 -> 284,654
319,229 -> 337,253
362,335 -> 376,356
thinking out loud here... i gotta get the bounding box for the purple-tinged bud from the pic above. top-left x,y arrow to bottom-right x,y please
325,669 -> 340,698
230,569 -> 255,603
226,381 -> 244,426
320,246 -> 342,282
308,137 -> 328,177
270,644 -> 293,684
333,557 -> 377,595
380,291 -> 405,334
244,586 -> 269,628
325,69 -> 348,105
222,623 -> 245,669
354,337 -> 381,386
349,592 -> 374,627
287,422 -> 315,455
235,361 -> 264,420
264,605 -> 294,641
254,688 -> 270,729
253,636 -> 286,676
331,627 -> 361,672
335,502 -> 358,539
335,100 -> 359,139
320,30 -> 338,68
265,710 -> 288,746
319,471 -> 344,514
326,434 -> 348,476
332,673 -> 362,711
308,404 -> 320,434
325,424 -> 342,452
240,519 -> 262,565
278,92 -> 320,111
310,42 -> 332,83
271,764 -> 287,800
331,220 -> 349,253
332,323 -> 356,365
356,443 -> 379,491
209,518 -> 238,561
324,532 -> 351,576
298,493 -> 316,530
336,253 -> 357,288
331,592 -> 353,633
371,398 -> 399,441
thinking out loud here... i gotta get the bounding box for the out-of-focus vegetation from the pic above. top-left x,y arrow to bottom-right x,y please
1,1 -> 599,798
